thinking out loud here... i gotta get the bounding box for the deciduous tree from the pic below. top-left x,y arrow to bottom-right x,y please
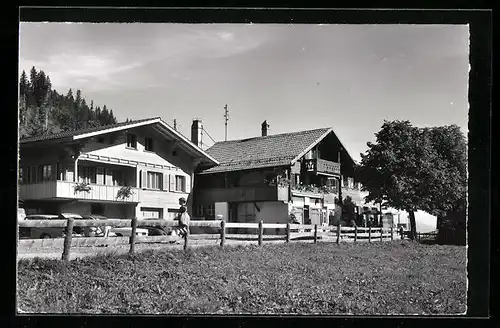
356,120 -> 467,242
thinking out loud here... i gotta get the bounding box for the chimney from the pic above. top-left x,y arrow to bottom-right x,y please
191,119 -> 202,148
261,120 -> 269,137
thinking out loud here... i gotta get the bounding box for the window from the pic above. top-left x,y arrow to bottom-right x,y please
326,177 -> 338,191
97,137 -> 105,143
18,167 -> 24,184
126,133 -> 137,149
175,175 -> 186,192
294,174 -> 300,186
147,172 -> 162,190
348,177 -> 354,189
42,164 -> 53,181
80,167 -> 97,184
196,204 -> 215,218
141,207 -> 163,219
205,204 -> 215,216
195,205 -> 204,217
145,137 -> 154,151
112,170 -> 123,186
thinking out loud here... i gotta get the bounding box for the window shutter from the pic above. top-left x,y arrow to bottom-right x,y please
141,170 -> 147,188
163,173 -> 169,191
169,174 -> 176,191
185,176 -> 190,193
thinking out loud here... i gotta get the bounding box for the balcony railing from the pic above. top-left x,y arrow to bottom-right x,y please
19,181 -> 140,203
303,158 -> 341,175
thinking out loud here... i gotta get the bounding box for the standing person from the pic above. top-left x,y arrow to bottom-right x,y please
172,197 -> 190,242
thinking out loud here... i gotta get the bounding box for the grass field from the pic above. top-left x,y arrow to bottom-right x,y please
17,240 -> 467,315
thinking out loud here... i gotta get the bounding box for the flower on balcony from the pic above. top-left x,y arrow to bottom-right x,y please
116,186 -> 134,201
264,174 -> 290,188
292,183 -> 337,194
73,182 -> 92,194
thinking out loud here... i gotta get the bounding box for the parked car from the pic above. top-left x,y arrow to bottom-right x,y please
138,225 -> 170,236
138,218 -> 172,236
24,213 -> 83,239
17,208 -> 29,238
79,214 -> 116,237
111,226 -> 149,237
104,216 -> 148,237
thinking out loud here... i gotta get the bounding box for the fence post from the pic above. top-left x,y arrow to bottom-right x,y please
390,225 -> 394,241
380,227 -> 384,242
336,223 -> 341,244
369,226 -> 372,243
354,225 -> 358,243
220,220 -> 226,248
183,227 -> 189,251
314,224 -> 318,243
258,220 -> 263,246
129,217 -> 137,255
61,218 -> 75,261
286,222 -> 291,243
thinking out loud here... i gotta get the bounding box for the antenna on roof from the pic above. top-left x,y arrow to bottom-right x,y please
173,119 -> 177,131
224,104 -> 229,141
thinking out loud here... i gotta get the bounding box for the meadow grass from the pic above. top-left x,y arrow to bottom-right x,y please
17,240 -> 467,315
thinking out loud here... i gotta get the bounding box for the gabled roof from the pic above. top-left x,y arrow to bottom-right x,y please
19,118 -> 156,144
20,117 -> 219,165
200,127 -> 353,174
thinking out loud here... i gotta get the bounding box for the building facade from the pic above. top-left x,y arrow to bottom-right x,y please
193,121 -> 377,226
18,118 -> 218,219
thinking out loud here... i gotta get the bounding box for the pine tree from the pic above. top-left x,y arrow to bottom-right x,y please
19,68 -> 122,137
100,105 -> 110,125
109,110 -> 117,125
19,70 -> 29,126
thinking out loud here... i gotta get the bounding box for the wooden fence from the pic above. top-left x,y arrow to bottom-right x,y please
18,219 -> 400,261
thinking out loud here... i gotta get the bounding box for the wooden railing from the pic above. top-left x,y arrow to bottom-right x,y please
303,158 -> 341,176
19,181 -> 140,203
18,219 -> 399,261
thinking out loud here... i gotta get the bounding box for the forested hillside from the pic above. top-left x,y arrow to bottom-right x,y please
19,67 -> 119,138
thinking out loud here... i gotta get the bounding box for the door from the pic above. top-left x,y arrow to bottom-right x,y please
303,205 -> 310,224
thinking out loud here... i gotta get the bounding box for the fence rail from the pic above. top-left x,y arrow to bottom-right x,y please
18,219 -> 400,261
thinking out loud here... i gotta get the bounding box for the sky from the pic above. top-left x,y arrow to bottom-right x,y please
19,23 -> 469,162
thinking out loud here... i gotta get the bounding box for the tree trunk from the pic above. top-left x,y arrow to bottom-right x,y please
436,216 -> 443,244
408,210 -> 417,241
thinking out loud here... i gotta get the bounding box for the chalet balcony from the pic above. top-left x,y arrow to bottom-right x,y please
303,158 -> 341,176
195,185 -> 289,203
19,181 -> 140,203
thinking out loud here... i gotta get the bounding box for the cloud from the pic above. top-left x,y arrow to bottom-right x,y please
19,51 -> 145,92
19,24 -> 269,91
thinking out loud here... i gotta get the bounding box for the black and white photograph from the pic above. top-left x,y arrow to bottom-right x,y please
16,9 -> 479,316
